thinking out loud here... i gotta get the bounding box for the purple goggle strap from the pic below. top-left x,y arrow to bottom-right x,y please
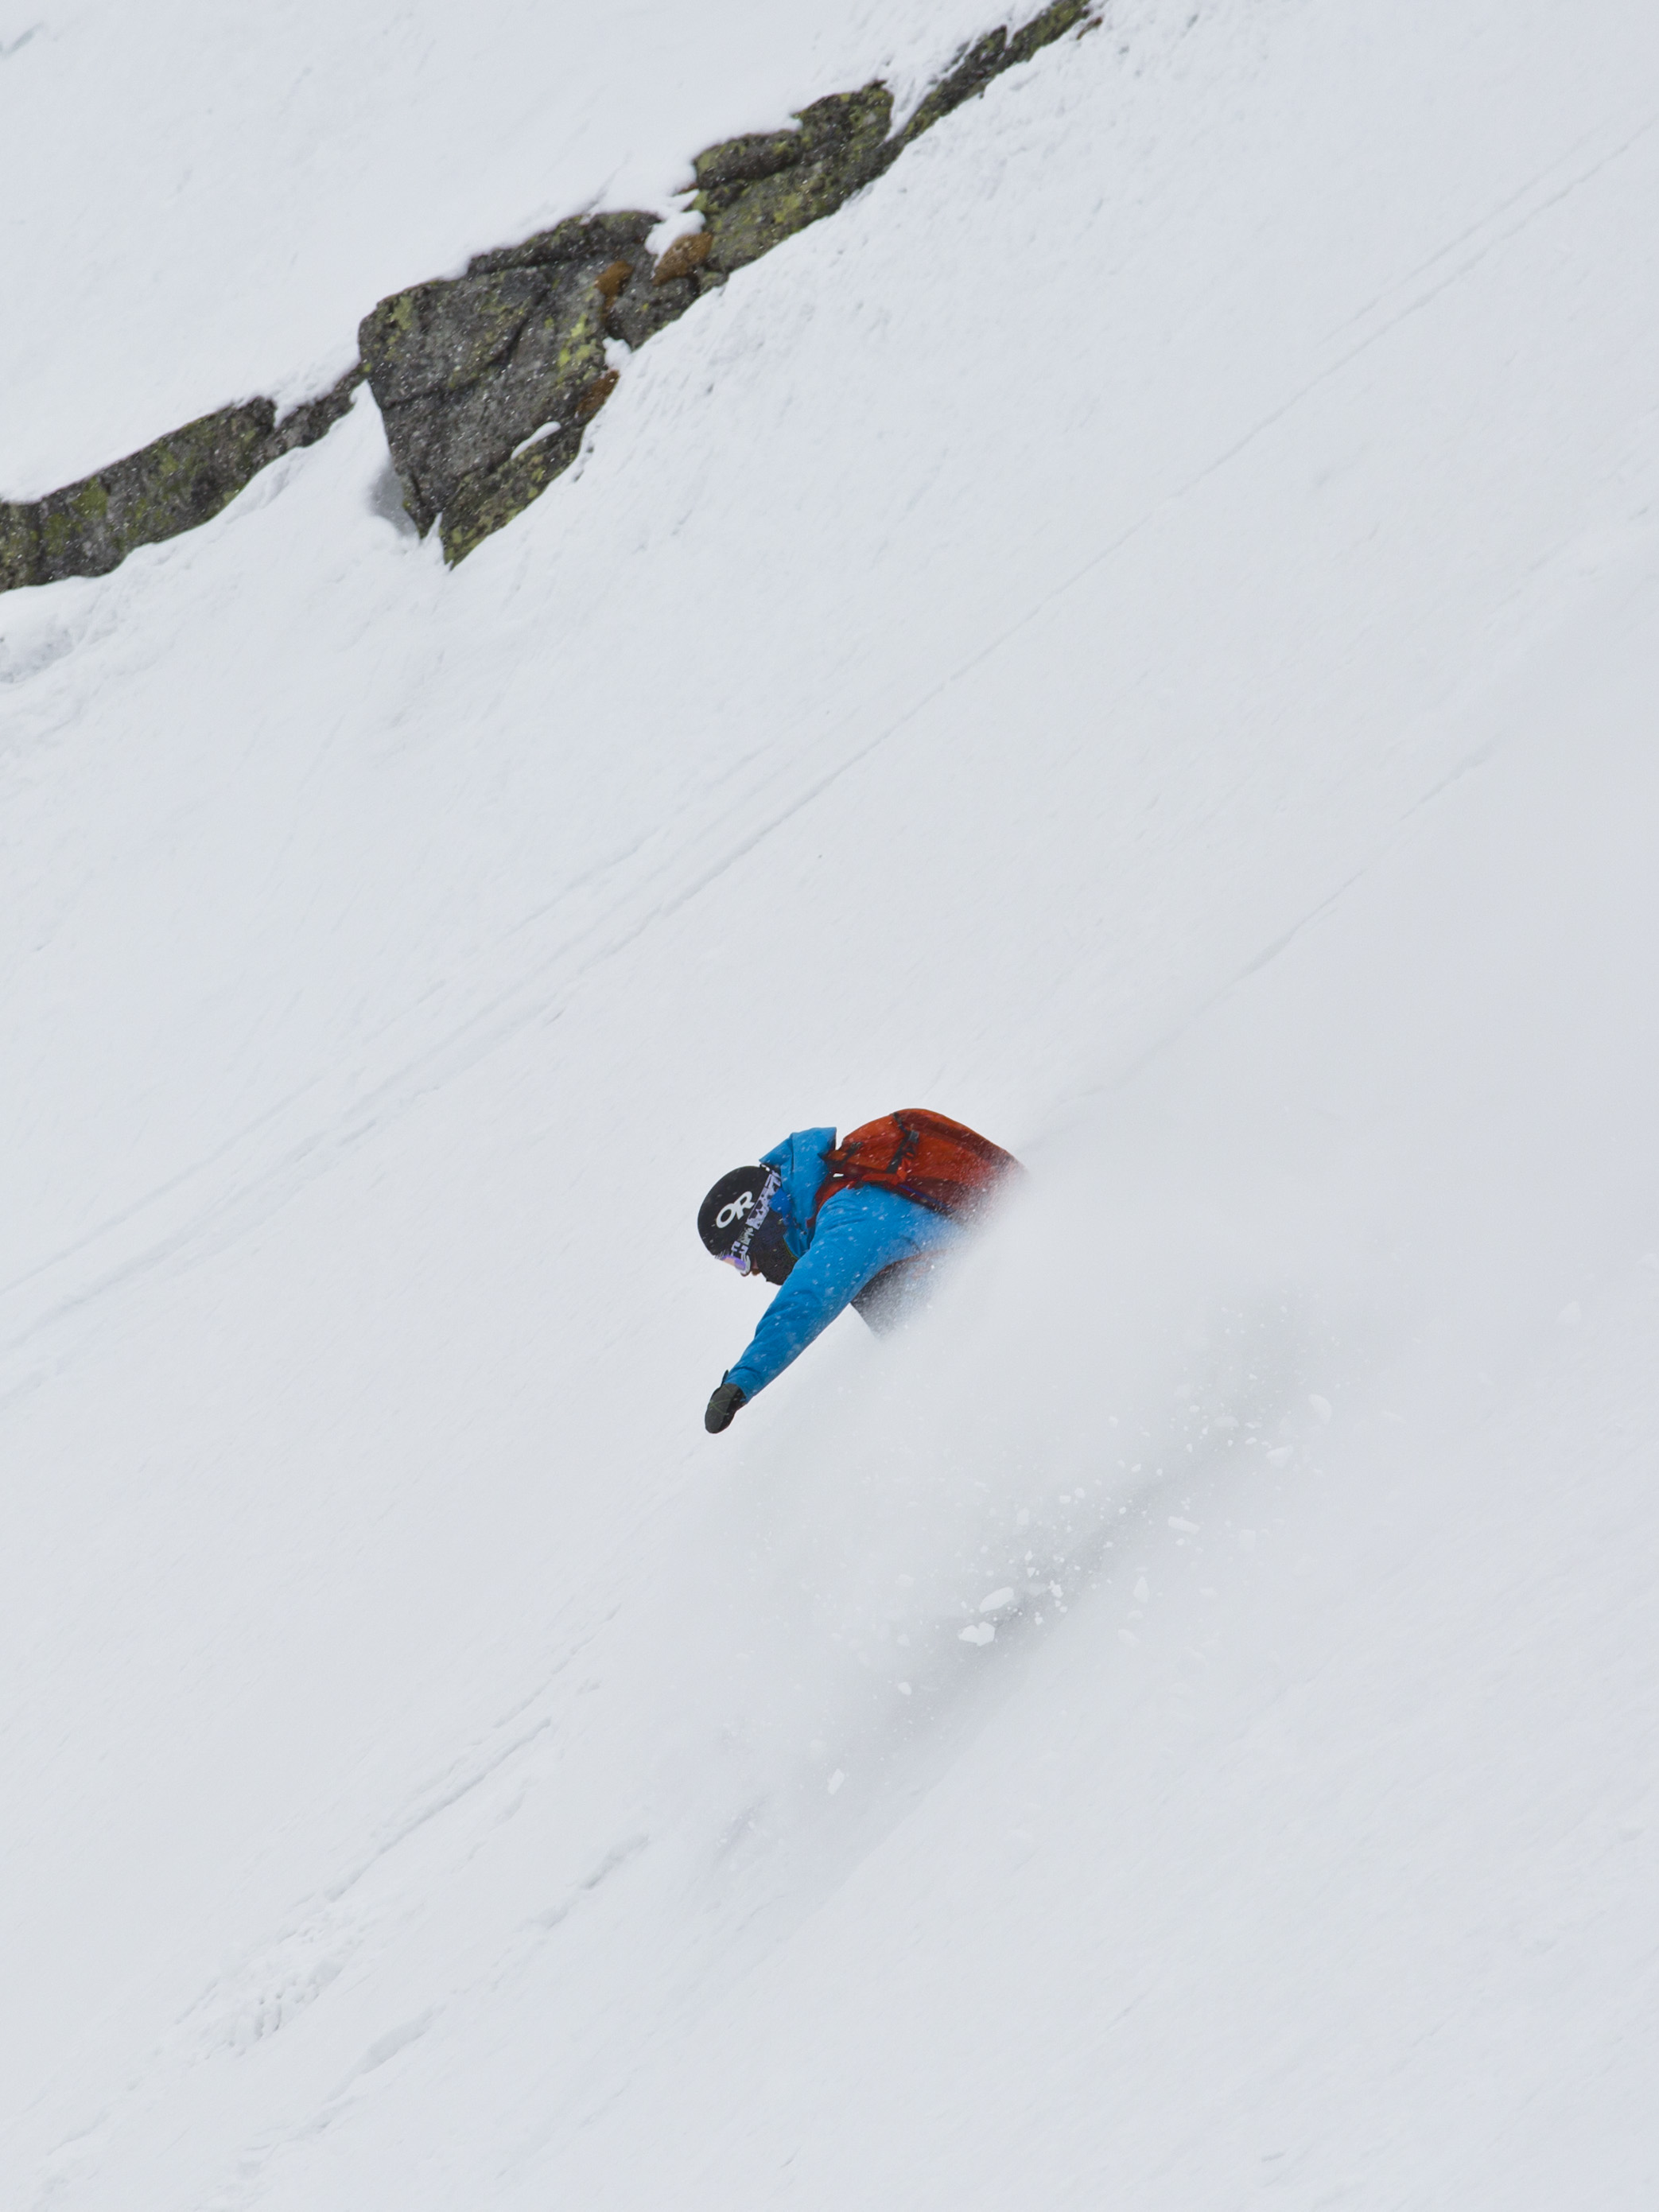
723,1168 -> 781,1275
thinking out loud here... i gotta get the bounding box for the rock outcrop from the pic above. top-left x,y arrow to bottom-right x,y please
690,83 -> 896,274
357,211 -> 717,566
0,367 -> 363,593
2,2 -> 1090,595
364,0 -> 1090,563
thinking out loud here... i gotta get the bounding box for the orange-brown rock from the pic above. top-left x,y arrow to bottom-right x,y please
577,369 -> 620,419
652,231 -> 713,285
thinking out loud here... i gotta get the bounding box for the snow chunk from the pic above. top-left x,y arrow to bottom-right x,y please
959,1623 -> 996,1646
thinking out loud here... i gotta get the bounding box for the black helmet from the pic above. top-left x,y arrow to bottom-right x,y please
697,1166 -> 795,1285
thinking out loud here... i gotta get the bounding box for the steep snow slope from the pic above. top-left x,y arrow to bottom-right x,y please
3,1 -> 1658,2206
0,0 -> 1042,492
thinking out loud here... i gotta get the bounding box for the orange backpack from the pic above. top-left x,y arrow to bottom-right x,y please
814,1109 -> 1023,1225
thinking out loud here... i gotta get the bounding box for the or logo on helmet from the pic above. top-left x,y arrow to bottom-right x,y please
698,1164 -> 775,1262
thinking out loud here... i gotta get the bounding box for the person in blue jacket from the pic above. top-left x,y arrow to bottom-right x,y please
697,1126 -> 965,1433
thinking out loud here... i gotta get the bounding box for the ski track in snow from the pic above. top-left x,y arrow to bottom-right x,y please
7,94 -> 1637,1401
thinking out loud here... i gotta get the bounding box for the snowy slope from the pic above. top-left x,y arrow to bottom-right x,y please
0,0 -> 1041,492
3,1 -> 1659,2206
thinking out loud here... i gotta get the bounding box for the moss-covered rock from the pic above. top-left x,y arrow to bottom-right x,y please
891,0 -> 1090,153
697,86 -> 895,273
360,216 -> 657,539
356,7 -> 1094,562
605,261 -> 709,352
437,421 -> 586,566
359,273 -> 546,407
0,363 -> 363,594
267,363 -> 366,459
32,400 -> 275,584
2,4 -> 1094,591
466,210 -> 664,278
692,129 -> 803,194
0,502 -> 41,593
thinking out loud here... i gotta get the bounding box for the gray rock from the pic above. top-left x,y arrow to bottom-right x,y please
359,271 -> 552,410
0,503 -> 40,594
605,264 -> 700,352
0,363 -> 364,593
438,419 -> 586,567
693,130 -> 803,192
467,210 -> 655,278
2,3 -> 1096,591
360,243 -> 628,537
267,363 -> 367,458
892,1 -> 1091,153
697,86 -> 895,274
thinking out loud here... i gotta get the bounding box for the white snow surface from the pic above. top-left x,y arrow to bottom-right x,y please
4,1 -> 1659,2205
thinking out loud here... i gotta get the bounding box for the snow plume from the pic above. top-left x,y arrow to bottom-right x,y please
722,1155 -> 1309,1679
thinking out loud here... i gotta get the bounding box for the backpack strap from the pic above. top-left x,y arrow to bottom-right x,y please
810,1170 -> 850,1225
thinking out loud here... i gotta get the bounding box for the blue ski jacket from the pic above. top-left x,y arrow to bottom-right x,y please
725,1127 -> 964,1401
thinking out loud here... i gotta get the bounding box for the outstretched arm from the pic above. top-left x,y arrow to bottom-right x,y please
721,1192 -> 959,1405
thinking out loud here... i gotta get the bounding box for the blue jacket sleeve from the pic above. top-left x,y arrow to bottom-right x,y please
725,1188 -> 962,1400
758,1127 -> 837,1257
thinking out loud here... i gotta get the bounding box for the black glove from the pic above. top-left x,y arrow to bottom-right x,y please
705,1380 -> 746,1434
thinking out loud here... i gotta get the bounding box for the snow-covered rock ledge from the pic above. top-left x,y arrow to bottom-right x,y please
0,1 -> 1093,595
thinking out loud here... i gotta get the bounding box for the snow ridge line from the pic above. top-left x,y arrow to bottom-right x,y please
0,2 -> 1095,596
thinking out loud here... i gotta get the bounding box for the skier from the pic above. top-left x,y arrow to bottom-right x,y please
697,1110 -> 1022,1433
